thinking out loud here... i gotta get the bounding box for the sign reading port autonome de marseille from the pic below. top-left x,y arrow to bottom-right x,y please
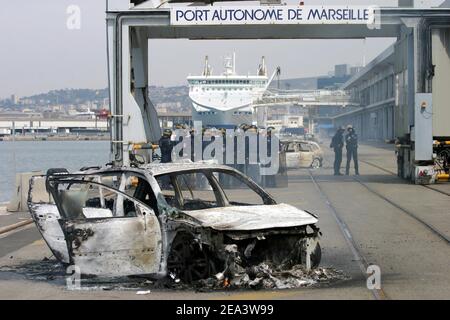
170,6 -> 377,26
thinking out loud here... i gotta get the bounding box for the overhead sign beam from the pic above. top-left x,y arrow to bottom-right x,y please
170,6 -> 376,26
110,8 -> 401,39
106,4 -> 450,165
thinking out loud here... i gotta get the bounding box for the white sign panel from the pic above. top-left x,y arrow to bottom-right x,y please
170,6 -> 377,26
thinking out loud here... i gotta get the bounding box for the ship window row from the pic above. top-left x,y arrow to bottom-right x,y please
233,111 -> 252,115
189,80 -> 266,85
203,87 -> 250,91
191,87 -> 251,92
197,111 -> 217,115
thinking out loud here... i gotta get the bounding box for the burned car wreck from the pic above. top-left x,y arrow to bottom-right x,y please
28,163 -> 321,283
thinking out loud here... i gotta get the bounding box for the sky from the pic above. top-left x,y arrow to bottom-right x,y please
0,0 -> 445,98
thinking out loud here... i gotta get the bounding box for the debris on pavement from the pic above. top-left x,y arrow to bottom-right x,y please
0,258 -> 349,292
0,259 -> 65,282
195,263 -> 348,291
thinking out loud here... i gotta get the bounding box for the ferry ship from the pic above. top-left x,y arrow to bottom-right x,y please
187,54 -> 277,128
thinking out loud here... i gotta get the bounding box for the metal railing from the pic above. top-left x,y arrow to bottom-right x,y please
254,89 -> 359,107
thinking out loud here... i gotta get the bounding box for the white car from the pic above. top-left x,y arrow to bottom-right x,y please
284,140 -> 324,169
28,163 -> 321,282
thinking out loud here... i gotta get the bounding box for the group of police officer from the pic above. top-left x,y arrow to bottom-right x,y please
330,125 -> 359,176
158,125 -> 274,164
159,124 -> 359,177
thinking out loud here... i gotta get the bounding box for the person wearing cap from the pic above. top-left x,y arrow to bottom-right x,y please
345,125 -> 359,175
330,127 -> 345,175
159,129 -> 174,163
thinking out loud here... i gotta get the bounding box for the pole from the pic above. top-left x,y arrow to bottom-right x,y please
12,121 -> 17,178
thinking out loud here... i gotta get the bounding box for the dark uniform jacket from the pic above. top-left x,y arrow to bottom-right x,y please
345,132 -> 358,149
330,131 -> 344,150
159,136 -> 174,163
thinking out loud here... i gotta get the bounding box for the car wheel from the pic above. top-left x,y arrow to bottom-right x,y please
167,233 -> 215,283
299,240 -> 321,269
311,158 -> 321,169
310,242 -> 322,268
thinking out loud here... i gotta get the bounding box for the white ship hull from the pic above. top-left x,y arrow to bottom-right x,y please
187,55 -> 273,128
191,105 -> 254,128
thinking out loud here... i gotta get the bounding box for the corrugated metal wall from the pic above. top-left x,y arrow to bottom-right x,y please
394,34 -> 414,139
432,28 -> 450,138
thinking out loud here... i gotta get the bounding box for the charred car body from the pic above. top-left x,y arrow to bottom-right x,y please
28,163 -> 321,282
283,140 -> 324,169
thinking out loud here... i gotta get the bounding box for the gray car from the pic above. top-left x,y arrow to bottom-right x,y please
28,162 -> 321,282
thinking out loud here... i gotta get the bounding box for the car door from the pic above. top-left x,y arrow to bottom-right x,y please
310,142 -> 323,162
298,142 -> 314,167
285,142 -> 301,168
28,176 -> 70,263
56,179 -> 162,277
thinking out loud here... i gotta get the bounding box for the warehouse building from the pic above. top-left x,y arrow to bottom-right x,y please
332,45 -> 395,142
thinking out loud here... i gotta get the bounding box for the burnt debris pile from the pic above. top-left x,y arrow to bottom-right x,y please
0,258 -> 66,282
195,263 -> 348,291
0,258 -> 348,291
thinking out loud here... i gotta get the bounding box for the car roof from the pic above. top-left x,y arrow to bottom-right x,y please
56,161 -> 237,178
141,161 -> 236,176
281,139 -> 311,144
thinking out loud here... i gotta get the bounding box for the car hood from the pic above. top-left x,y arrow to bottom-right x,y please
182,203 -> 318,231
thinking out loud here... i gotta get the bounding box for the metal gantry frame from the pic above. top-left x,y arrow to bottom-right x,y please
106,1 -> 450,183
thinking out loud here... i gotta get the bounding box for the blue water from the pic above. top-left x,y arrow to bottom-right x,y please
0,141 -> 110,202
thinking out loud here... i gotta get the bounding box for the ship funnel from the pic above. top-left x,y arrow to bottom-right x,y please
223,54 -> 235,75
258,56 -> 267,76
203,55 -> 211,76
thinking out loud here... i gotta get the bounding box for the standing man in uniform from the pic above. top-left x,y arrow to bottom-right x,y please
159,129 -> 174,163
330,127 -> 345,176
345,125 -> 359,175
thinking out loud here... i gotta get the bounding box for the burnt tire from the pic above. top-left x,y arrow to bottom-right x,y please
300,241 -> 321,269
310,242 -> 321,269
311,158 -> 321,169
167,233 -> 215,283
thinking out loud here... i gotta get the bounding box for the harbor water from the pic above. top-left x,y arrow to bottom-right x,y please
0,140 -> 109,203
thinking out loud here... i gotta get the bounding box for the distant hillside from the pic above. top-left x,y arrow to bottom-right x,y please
25,88 -> 108,105
9,87 -> 191,111
148,85 -> 191,112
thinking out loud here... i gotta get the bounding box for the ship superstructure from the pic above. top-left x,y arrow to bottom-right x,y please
187,54 -> 275,128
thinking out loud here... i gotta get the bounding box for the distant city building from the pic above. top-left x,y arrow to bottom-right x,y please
10,94 -> 18,104
51,105 -> 63,112
317,75 -> 351,90
316,64 -> 362,89
20,98 -> 32,105
335,64 -> 350,78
